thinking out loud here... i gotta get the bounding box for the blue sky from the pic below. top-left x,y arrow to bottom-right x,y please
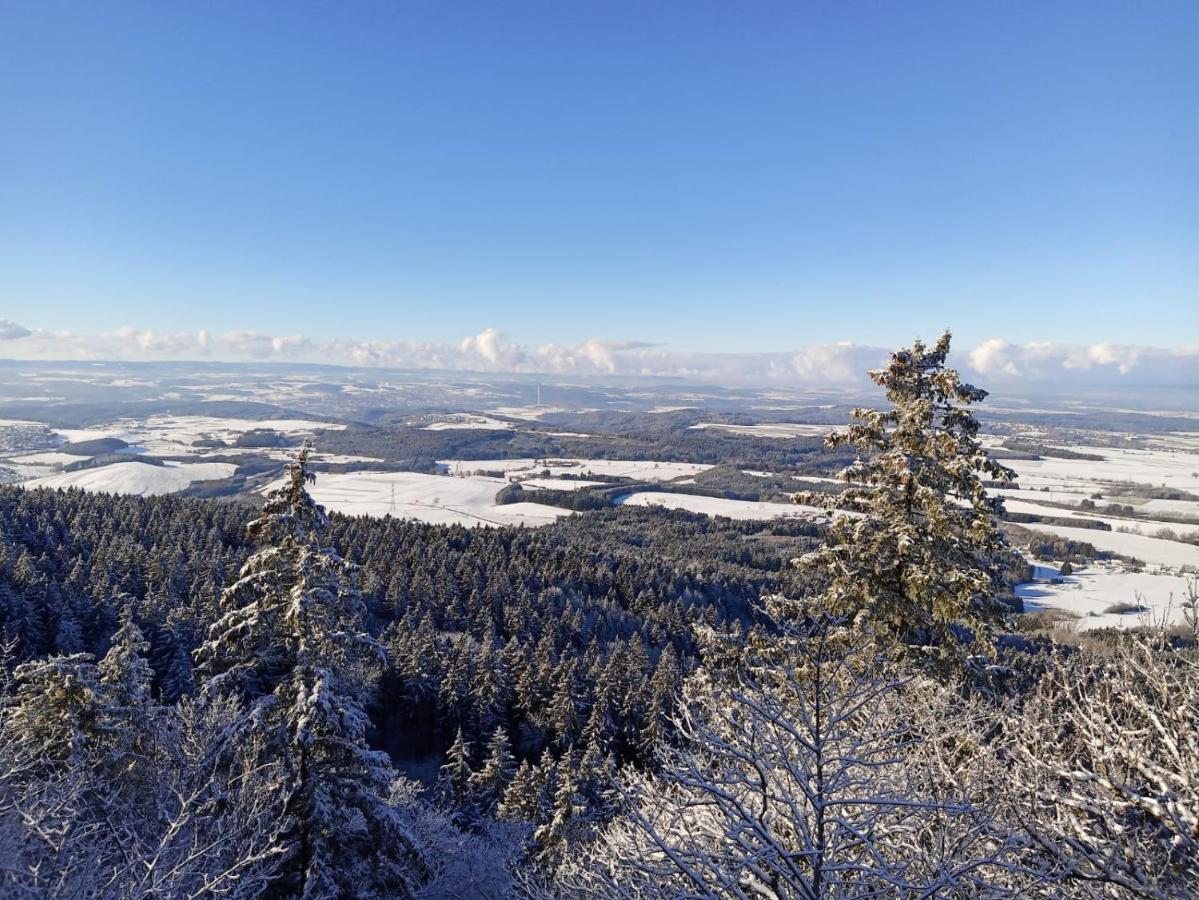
2,1 -> 1196,353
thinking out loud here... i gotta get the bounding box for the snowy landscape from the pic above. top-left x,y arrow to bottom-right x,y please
4,3 -> 1197,896
2,365 -> 1195,634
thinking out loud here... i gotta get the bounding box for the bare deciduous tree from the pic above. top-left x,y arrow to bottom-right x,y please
1006,631 -> 1198,899
556,610 -> 1027,898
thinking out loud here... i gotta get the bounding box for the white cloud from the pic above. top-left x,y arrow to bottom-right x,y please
964,337 -> 1199,386
0,319 -> 32,340
0,320 -> 1194,389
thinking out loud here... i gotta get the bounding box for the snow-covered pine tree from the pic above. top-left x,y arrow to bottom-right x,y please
794,331 -> 1016,669
194,444 -> 425,898
438,726 -> 475,809
470,726 -> 516,814
498,747 -> 558,826
96,607 -> 157,804
5,653 -> 103,766
99,607 -> 154,715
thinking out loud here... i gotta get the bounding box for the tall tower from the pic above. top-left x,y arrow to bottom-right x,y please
536,382 -> 542,406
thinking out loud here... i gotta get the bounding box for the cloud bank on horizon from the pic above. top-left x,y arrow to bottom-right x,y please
0,320 -> 1195,390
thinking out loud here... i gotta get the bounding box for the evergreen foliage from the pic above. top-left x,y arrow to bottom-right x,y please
795,331 -> 1017,667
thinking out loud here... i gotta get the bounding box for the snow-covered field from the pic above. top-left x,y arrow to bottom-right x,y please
1018,563 -> 1196,630
1000,498 -> 1199,539
614,491 -> 827,521
997,445 -> 1199,494
421,415 -> 513,431
485,405 -> 563,421
517,478 -> 609,491
691,422 -> 844,439
263,470 -> 572,528
56,415 -> 343,456
24,461 -> 237,497
1020,522 -> 1199,569
439,458 -> 711,482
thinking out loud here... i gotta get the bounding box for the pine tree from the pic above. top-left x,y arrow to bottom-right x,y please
438,726 -> 475,809
794,331 -> 1016,669
5,653 -> 103,765
497,758 -> 543,823
194,446 -> 424,898
97,608 -> 156,788
638,644 -> 681,764
470,726 -> 516,814
99,607 -> 154,713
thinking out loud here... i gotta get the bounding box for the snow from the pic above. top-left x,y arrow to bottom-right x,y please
24,461 -> 237,497
1125,497 -> 1199,516
56,415 -> 344,456
741,470 -> 842,485
439,458 -> 712,482
1000,498 -> 1199,539
994,486 -> 1199,518
421,415 -> 513,431
998,445 -> 1199,493
262,470 -> 572,528
485,405 -> 564,420
1020,523 -> 1199,570
1017,563 -> 1196,630
516,478 -> 609,491
4,451 -> 81,466
614,492 -> 827,521
691,423 -> 844,439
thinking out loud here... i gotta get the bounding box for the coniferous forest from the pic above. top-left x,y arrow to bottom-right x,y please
1,336 -> 1196,898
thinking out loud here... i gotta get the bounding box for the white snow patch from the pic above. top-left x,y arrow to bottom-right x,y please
263,470 -> 571,528
516,478 -> 609,491
1017,563 -> 1196,630
691,423 -> 844,439
439,458 -> 712,482
614,492 -> 827,521
1000,498 -> 1199,539
24,461 -> 237,497
1020,523 -> 1199,570
421,415 -> 514,431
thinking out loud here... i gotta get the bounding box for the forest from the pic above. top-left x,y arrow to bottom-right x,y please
0,335 -> 1195,898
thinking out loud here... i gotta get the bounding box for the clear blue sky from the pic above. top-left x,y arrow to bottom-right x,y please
2,1 -> 1196,351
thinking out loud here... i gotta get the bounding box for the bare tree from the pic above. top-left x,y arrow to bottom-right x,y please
1006,631 -> 1198,898
0,659 -> 286,899
556,608 -> 1027,897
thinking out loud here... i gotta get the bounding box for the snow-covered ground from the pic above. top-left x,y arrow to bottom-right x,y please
691,423 -> 844,439
614,491 -> 827,521
24,461 -> 237,497
997,445 -> 1199,494
1000,498 -> 1199,539
55,415 -> 343,456
1020,522 -> 1199,569
6,451 -> 84,466
1017,563 -> 1196,630
263,470 -> 572,528
485,405 -> 564,421
517,478 -> 609,491
421,415 -> 513,431
439,458 -> 711,482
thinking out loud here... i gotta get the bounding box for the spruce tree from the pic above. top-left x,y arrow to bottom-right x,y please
5,653 -> 102,766
470,726 -> 516,814
795,331 -> 1015,668
194,446 -> 424,898
97,607 -> 157,795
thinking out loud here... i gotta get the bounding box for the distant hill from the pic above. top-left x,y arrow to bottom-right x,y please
59,437 -> 130,456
